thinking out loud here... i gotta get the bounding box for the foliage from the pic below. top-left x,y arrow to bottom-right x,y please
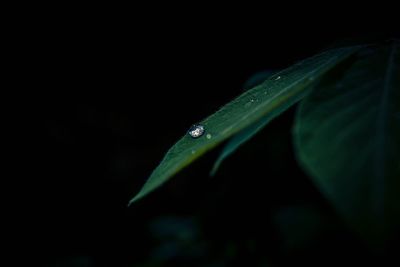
130,40 -> 400,246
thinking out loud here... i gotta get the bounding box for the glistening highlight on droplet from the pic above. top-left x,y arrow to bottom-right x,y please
188,124 -> 205,138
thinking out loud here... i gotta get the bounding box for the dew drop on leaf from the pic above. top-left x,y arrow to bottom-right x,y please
188,124 -> 205,138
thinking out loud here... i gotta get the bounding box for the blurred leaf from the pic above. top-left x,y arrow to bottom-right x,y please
149,216 -> 198,242
129,46 -> 360,204
210,70 -> 277,176
210,111 -> 276,176
293,42 -> 400,245
48,256 -> 93,267
273,206 -> 327,250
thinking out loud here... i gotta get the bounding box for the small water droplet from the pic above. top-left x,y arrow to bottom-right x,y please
191,150 -> 196,154
188,124 -> 205,138
206,134 -> 212,139
275,76 -> 281,80
245,99 -> 255,106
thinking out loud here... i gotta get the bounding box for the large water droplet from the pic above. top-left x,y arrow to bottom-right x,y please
188,124 -> 205,138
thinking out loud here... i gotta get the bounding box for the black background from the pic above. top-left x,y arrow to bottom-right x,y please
16,13 -> 399,267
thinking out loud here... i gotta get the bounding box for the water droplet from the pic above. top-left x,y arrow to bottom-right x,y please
191,150 -> 196,154
206,134 -> 212,139
246,99 -> 256,107
275,76 -> 281,80
308,77 -> 315,81
188,124 -> 205,138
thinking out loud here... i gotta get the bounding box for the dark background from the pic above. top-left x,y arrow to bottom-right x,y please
18,15 -> 398,267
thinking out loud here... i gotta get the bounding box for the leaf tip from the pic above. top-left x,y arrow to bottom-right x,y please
209,160 -> 223,177
127,198 -> 136,207
127,193 -> 144,207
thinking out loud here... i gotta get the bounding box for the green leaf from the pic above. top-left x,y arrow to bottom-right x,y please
129,46 -> 360,205
210,109 -> 275,176
210,70 -> 277,176
293,42 -> 400,245
242,70 -> 278,90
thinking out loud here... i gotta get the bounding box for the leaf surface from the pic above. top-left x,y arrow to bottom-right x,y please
129,46 -> 360,204
294,42 -> 400,244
